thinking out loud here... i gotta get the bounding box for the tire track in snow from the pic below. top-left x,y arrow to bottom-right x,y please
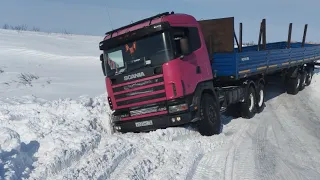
277,98 -> 320,179
252,107 -> 299,180
146,125 -> 231,180
108,128 -> 201,180
107,135 -> 162,180
288,89 -> 320,139
191,121 -> 251,180
50,127 -> 201,180
47,135 -> 136,180
252,93 -> 320,180
277,94 -> 320,176
185,153 -> 204,180
222,121 -> 252,180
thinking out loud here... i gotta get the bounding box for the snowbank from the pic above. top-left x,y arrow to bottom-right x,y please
0,94 -> 113,179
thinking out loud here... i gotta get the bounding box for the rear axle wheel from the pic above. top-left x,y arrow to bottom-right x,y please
241,85 -> 257,119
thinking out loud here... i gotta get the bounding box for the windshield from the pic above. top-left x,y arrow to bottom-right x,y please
103,31 -> 173,76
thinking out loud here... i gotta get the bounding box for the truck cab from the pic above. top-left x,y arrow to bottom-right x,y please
99,12 -> 220,135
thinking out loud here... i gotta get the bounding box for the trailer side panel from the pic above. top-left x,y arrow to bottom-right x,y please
212,43 -> 320,80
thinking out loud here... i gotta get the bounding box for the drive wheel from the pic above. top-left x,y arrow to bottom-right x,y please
241,86 -> 257,119
197,93 -> 221,136
306,67 -> 314,86
286,72 -> 301,95
256,82 -> 265,113
299,70 -> 307,90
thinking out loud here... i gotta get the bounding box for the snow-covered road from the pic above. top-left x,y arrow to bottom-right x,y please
1,29 -> 320,180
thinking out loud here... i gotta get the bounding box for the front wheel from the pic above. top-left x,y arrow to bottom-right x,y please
197,93 -> 221,136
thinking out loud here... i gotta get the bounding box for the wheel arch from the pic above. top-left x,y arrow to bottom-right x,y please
257,77 -> 265,86
244,79 -> 257,92
191,80 -> 219,118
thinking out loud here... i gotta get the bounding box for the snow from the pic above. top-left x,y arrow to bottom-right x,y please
1,29 -> 320,180
0,29 -> 105,100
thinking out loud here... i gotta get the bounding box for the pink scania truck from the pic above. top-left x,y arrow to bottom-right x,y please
99,12 -> 320,136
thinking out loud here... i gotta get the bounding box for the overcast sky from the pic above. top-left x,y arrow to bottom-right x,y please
0,0 -> 319,42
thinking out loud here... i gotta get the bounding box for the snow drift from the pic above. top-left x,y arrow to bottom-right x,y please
1,29 -> 320,180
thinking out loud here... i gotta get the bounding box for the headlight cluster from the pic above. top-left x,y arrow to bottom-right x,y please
168,103 -> 188,113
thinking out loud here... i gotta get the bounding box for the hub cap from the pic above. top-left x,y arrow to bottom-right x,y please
296,78 -> 300,89
258,90 -> 264,107
308,72 -> 312,83
249,93 -> 254,111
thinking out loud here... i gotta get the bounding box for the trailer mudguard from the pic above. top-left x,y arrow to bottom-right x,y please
286,66 -> 301,79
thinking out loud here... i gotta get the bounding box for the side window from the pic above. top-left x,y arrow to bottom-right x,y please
188,27 -> 201,51
172,27 -> 201,57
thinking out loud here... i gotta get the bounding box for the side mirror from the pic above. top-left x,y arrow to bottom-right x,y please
180,37 -> 190,56
100,54 -> 103,61
100,54 -> 106,76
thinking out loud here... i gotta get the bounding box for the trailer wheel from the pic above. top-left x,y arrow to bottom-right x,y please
299,70 -> 307,90
197,93 -> 221,136
241,86 -> 257,119
256,83 -> 265,113
306,67 -> 314,86
286,72 -> 301,95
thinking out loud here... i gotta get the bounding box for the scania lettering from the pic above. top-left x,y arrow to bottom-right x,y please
99,12 -> 320,136
124,72 -> 145,81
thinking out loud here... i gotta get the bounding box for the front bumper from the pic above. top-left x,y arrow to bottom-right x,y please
112,111 -> 193,133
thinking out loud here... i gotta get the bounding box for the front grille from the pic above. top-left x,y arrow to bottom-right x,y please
112,74 -> 166,110
117,93 -> 166,106
113,77 -> 164,92
114,85 -> 165,99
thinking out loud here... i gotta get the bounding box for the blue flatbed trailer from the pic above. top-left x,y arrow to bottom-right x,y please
198,17 -> 320,117
213,41 -> 320,80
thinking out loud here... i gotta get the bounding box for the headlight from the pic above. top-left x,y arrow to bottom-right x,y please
168,103 -> 188,113
111,114 -> 121,122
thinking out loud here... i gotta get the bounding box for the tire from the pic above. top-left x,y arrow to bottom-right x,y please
256,82 -> 265,113
197,93 -> 221,136
286,72 -> 301,95
240,86 -> 257,119
306,67 -> 314,86
299,70 -> 307,90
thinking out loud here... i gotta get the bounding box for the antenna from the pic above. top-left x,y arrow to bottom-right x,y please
106,6 -> 114,31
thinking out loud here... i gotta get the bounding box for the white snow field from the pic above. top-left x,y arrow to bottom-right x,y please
1,29 -> 320,180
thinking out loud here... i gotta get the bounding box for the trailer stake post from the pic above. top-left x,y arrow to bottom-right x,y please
258,21 -> 263,51
287,23 -> 292,48
239,23 -> 243,52
262,19 -> 266,50
302,24 -> 308,47
234,31 -> 239,51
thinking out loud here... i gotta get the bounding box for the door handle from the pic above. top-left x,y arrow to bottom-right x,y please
196,66 -> 201,74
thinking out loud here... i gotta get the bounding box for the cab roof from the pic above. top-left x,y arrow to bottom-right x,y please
103,11 -> 198,40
